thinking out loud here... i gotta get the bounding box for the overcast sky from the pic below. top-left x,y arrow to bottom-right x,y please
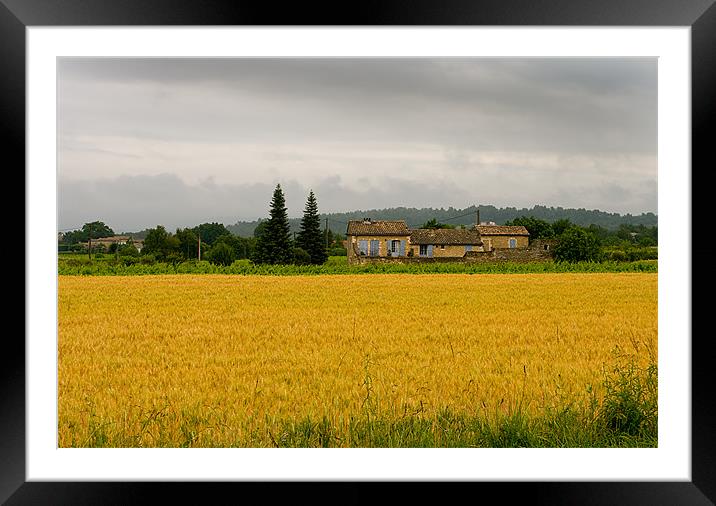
58,58 -> 657,232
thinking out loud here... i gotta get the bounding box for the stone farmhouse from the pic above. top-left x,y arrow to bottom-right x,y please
346,218 -> 550,265
476,225 -> 530,250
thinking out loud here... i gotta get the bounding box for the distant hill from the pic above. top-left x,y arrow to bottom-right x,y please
226,205 -> 657,238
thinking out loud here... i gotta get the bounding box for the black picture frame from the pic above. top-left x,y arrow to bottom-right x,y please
6,0 -> 714,503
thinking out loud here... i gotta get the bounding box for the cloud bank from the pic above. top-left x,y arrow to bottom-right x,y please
57,58 -> 657,230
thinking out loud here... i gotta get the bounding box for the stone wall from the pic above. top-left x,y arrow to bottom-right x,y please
492,247 -> 553,263
425,244 -> 478,258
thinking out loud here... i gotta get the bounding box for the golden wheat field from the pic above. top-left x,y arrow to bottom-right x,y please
58,273 -> 657,447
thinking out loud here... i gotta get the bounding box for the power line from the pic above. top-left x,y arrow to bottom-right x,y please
324,208 -> 479,227
440,211 -> 477,222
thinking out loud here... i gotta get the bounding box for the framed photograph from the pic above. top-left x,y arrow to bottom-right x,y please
7,0 -> 714,503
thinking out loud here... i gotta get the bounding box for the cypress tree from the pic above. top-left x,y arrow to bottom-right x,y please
252,184 -> 293,264
296,190 -> 328,265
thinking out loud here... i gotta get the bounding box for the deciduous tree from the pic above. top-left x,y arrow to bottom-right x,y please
554,226 -> 602,263
505,216 -> 554,243
207,241 -> 236,266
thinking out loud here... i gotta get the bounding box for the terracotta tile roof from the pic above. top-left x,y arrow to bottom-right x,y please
477,225 -> 529,236
409,228 -> 483,245
346,220 -> 410,236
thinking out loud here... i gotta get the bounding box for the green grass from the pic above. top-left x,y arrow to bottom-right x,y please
58,256 -> 657,276
63,353 -> 657,448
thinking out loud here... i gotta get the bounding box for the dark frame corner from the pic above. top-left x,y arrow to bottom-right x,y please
6,0 -> 714,503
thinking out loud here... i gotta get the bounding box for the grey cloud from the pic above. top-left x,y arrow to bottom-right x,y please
58,58 -> 657,154
57,58 -> 658,228
58,172 -> 653,233
58,174 -> 475,232
58,58 -> 655,104
59,174 -> 273,232
550,180 -> 657,215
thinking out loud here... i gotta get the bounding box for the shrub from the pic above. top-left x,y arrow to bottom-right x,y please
553,227 -> 602,263
292,247 -> 312,265
626,248 -> 658,261
166,252 -> 184,266
606,250 -> 627,262
119,243 -> 140,257
206,242 -> 235,267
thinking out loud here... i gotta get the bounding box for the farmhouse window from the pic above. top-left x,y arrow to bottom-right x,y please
391,240 -> 400,253
440,244 -> 445,249
419,245 -> 428,256
509,238 -> 517,248
358,240 -> 368,255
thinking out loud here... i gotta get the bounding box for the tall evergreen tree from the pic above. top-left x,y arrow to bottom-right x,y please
252,184 -> 293,264
296,190 -> 328,265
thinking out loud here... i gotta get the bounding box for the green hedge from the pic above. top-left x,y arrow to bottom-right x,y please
59,257 -> 657,276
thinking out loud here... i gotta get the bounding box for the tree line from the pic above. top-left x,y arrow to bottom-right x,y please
59,190 -> 657,266
58,185 -> 344,266
503,216 -> 657,263
227,203 -> 657,236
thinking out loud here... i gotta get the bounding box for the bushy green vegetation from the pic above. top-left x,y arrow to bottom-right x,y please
504,216 -> 658,264
58,255 -> 657,276
59,221 -> 115,246
553,227 -> 602,263
60,207 -> 657,268
603,247 -> 657,262
420,218 -> 456,229
204,241 -> 235,266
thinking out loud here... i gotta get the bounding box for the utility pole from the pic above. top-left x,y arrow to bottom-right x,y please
325,217 -> 329,249
88,223 -> 92,261
476,207 -> 480,228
